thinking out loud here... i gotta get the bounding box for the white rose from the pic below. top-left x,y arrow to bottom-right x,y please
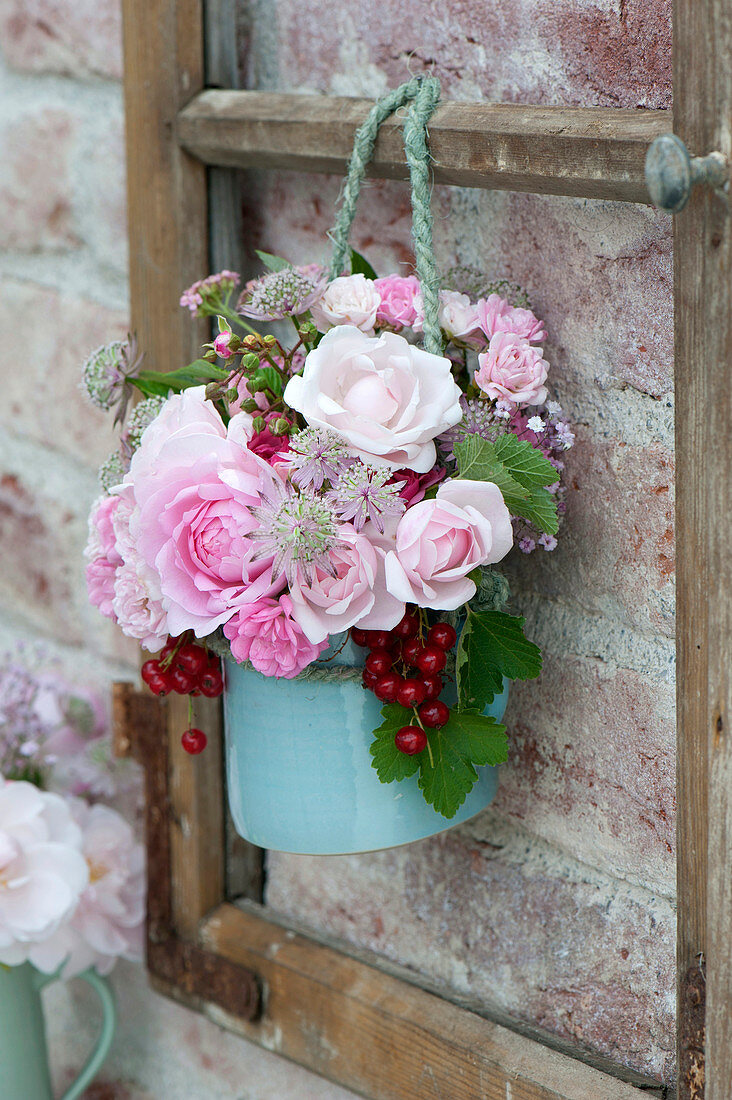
284,326 -> 463,472
438,290 -> 482,344
309,274 -> 381,334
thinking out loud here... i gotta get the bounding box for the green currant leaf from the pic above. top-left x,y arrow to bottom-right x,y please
370,704 -> 422,783
454,434 -> 558,534
491,433 -> 558,490
453,435 -> 528,501
349,248 -> 378,281
255,249 -> 291,272
456,608 -> 542,713
512,487 -> 559,536
418,711 -> 507,818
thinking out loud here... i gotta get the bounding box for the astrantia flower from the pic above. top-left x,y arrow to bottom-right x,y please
250,480 -> 339,585
81,335 -> 143,425
124,396 -> 168,451
287,427 -> 352,491
237,266 -> 327,321
180,270 -> 239,315
98,450 -> 129,494
327,462 -> 406,533
438,397 -> 506,462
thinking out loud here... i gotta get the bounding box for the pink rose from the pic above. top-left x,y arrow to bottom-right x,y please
384,479 -> 513,609
85,496 -> 123,620
288,524 -> 404,644
310,274 -> 381,334
374,275 -> 421,330
437,290 -> 483,345
283,327 -> 463,472
128,387 -> 285,637
475,333 -> 549,406
477,294 -> 546,344
224,595 -> 327,677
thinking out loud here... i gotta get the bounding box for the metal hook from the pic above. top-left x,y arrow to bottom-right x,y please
645,133 -> 728,213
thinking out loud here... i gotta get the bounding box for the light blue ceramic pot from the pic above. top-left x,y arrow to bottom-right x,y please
223,637 -> 508,855
0,962 -> 116,1100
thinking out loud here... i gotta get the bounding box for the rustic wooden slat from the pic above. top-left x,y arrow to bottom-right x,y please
177,91 -> 669,203
200,902 -> 661,1100
675,1 -> 732,1097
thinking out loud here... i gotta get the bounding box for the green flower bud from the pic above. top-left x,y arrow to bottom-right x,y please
241,399 -> 260,414
263,334 -> 277,347
252,416 -> 265,433
272,418 -> 291,436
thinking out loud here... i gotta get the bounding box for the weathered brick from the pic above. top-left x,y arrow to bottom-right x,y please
0,278 -> 128,469
266,820 -> 676,1081
0,0 -> 122,79
0,106 -> 78,251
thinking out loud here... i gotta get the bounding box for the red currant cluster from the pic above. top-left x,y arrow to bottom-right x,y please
141,636 -> 224,756
352,610 -> 457,757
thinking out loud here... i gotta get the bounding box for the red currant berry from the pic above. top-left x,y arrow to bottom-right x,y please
415,644 -> 447,675
420,673 -> 443,701
160,636 -> 181,659
362,667 -> 380,690
175,643 -> 208,677
170,666 -> 195,694
351,627 -> 369,647
146,673 -> 170,697
181,728 -> 207,755
141,659 -> 162,685
418,700 -> 450,729
365,629 -> 394,650
374,672 -> 403,703
199,669 -> 224,697
392,611 -> 420,639
365,648 -> 393,677
396,678 -> 427,707
428,622 -> 457,651
394,726 -> 427,755
401,638 -> 423,667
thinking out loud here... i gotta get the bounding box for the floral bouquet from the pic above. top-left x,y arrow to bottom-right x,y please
82,249 -> 573,820
0,655 -> 144,977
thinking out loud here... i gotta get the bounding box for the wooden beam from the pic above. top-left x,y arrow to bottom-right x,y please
675,0 -> 732,1097
201,902 -> 663,1100
177,91 -> 669,203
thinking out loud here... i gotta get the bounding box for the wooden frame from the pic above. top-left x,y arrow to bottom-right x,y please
119,0 -> 731,1096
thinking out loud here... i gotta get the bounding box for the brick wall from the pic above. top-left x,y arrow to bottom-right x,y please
0,0 -> 676,1093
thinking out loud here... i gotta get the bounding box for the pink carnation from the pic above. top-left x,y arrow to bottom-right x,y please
477,294 -> 546,344
475,332 -> 549,406
389,465 -> 446,506
374,275 -> 422,330
248,412 -> 292,464
224,595 -> 327,678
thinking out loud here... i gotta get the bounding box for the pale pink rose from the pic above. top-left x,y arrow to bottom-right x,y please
374,275 -> 421,330
126,387 -> 285,637
476,294 -> 546,343
475,332 -> 549,406
85,496 -> 123,621
0,781 -> 89,967
109,489 -> 169,649
438,290 -> 483,345
283,327 -> 463,473
289,524 -> 403,644
223,595 -> 327,678
29,800 -> 145,977
310,274 -> 381,334
384,479 -> 513,610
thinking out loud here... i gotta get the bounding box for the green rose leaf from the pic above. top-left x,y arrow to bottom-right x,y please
418,711 -> 508,818
370,704 -> 422,783
456,607 -> 542,713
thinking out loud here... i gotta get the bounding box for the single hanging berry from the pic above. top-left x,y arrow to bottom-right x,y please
418,700 -> 450,729
181,728 -> 207,755
394,726 -> 427,755
428,622 -> 457,650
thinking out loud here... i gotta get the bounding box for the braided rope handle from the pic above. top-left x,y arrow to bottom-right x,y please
327,75 -> 444,355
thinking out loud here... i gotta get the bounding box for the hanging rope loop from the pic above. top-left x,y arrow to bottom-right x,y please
328,75 -> 443,356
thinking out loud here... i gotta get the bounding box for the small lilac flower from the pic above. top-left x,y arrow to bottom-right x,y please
539,533 -> 558,551
518,536 -> 536,554
327,462 -> 406,533
250,480 -> 339,585
554,421 -> 575,449
546,400 -> 563,417
81,334 -> 143,425
494,398 -> 514,420
180,271 -> 240,316
237,266 -> 328,321
286,428 -> 352,491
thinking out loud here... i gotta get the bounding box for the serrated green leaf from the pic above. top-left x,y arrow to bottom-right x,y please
453,435 -> 528,501
349,248 -> 378,280
370,704 -> 422,782
456,608 -> 542,713
255,249 -> 290,272
492,434 -> 558,490
418,711 -> 507,818
513,487 -> 559,535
